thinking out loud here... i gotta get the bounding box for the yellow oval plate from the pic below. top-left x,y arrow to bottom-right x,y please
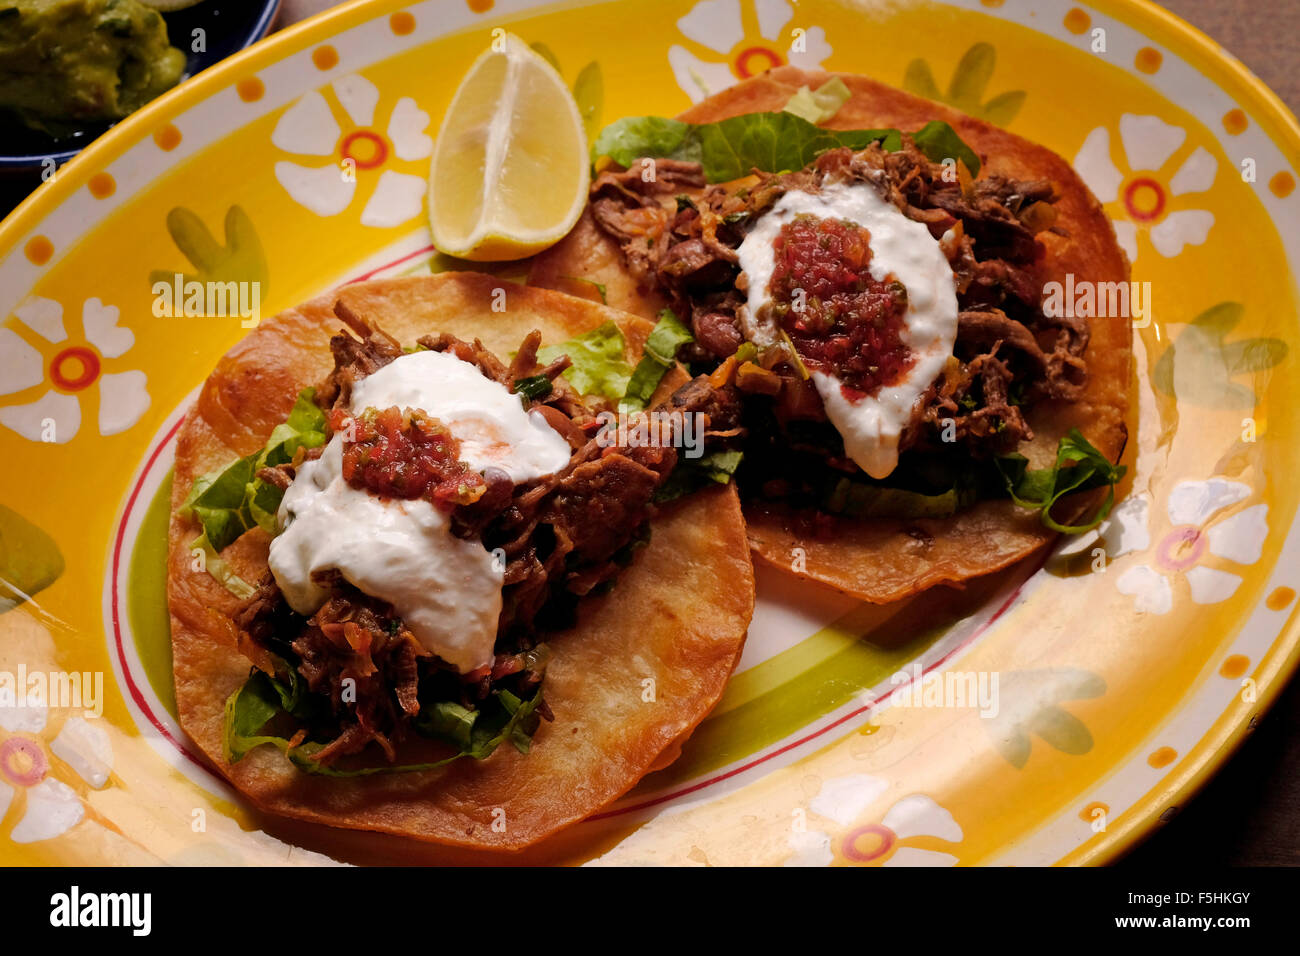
1,0 -> 1298,866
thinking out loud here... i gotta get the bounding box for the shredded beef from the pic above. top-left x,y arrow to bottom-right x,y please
254,464 -> 294,491
314,300 -> 403,409
234,306 -> 742,765
588,138 -> 1089,460
290,593 -> 427,762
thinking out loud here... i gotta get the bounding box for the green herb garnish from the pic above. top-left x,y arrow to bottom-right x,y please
514,374 -> 554,403
996,429 -> 1126,533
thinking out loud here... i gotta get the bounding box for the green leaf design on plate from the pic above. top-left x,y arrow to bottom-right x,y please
425,251 -> 530,282
1152,301 -> 1288,408
985,668 -> 1105,769
526,42 -> 602,142
0,503 -> 65,613
573,61 -> 603,141
902,58 -> 943,102
529,40 -> 561,71
903,42 -> 1027,126
148,205 -> 269,297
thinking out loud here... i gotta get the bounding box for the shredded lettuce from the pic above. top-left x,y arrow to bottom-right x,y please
822,478 -> 974,519
910,121 -> 983,178
223,668 -> 545,777
223,667 -> 314,764
806,432 -> 1122,531
189,534 -> 255,599
654,449 -> 744,503
536,320 -> 633,402
416,693 -> 542,757
782,77 -> 851,124
177,388 -> 327,559
593,112 -> 980,182
996,429 -> 1126,533
621,309 -> 695,411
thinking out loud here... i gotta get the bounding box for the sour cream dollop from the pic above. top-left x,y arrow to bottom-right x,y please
737,182 -> 959,479
267,349 -> 572,674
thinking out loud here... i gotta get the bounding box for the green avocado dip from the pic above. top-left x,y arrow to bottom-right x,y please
0,0 -> 187,136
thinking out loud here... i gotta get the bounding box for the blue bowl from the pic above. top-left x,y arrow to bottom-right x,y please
0,0 -> 282,172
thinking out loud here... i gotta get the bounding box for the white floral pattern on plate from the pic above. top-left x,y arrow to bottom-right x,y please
1094,479 -> 1268,614
0,669 -> 113,844
0,297 -> 150,444
272,73 -> 432,228
787,773 -> 963,866
1073,114 -> 1217,262
668,0 -> 832,103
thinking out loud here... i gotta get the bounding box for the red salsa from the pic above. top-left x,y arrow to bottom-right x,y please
768,214 -> 914,398
328,406 -> 486,510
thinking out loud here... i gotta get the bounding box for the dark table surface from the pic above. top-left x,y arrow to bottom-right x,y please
1,0 -> 1295,866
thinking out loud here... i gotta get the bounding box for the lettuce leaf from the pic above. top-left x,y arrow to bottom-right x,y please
593,112 -> 979,181
621,309 -> 695,411
782,77 -> 851,124
655,449 -> 744,503
416,690 -> 543,757
796,430 -> 1122,532
910,121 -> 983,178
223,671 -> 287,763
536,320 -> 633,401
177,388 -> 327,555
190,533 -> 255,600
223,669 -> 545,777
996,428 -> 1126,533
822,478 -> 975,519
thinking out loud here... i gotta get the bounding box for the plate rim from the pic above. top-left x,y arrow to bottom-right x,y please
1,0 -> 1299,865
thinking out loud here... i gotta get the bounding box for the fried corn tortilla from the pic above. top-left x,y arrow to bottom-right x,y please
530,65 -> 1133,603
168,273 -> 755,851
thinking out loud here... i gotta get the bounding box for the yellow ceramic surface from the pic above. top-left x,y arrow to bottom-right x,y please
0,0 -> 1297,865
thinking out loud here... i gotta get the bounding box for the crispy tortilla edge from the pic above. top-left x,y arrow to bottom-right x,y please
166,272 -> 755,851
533,65 -> 1134,601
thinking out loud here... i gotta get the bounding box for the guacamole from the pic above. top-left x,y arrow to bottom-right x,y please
0,0 -> 187,136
